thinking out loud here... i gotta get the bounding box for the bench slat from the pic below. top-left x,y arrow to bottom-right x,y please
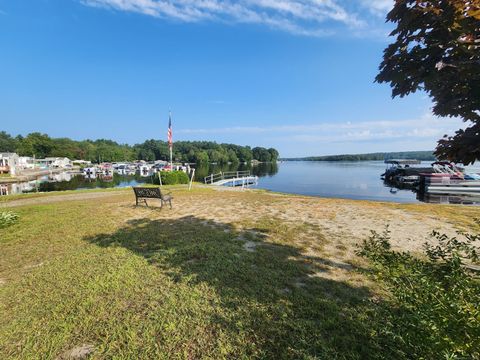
133,187 -> 161,199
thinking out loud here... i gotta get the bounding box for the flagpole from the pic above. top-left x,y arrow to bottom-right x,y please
169,111 -> 173,170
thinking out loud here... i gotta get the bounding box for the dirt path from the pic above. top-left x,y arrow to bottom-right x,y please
0,185 -> 244,208
1,190 -> 127,208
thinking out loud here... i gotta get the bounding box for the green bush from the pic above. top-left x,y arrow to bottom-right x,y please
0,211 -> 19,229
157,171 -> 190,185
357,224 -> 480,359
175,171 -> 189,184
159,171 -> 176,185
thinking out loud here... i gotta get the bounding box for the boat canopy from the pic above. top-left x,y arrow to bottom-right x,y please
384,159 -> 422,165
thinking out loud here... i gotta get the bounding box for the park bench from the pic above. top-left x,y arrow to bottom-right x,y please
133,187 -> 173,209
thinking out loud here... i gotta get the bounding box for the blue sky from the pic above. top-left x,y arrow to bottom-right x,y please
0,0 -> 463,157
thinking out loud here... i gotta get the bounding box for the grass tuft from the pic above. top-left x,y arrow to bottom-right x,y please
0,211 -> 19,229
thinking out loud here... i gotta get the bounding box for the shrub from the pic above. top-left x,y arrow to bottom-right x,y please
158,171 -> 190,185
0,211 -> 19,229
159,171 -> 175,185
357,223 -> 480,359
175,171 -> 189,184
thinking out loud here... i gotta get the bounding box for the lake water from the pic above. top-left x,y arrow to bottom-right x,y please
257,161 -> 417,202
2,161 -> 480,204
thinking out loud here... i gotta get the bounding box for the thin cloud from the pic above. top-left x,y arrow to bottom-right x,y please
207,100 -> 229,105
80,0 -> 391,37
360,0 -> 393,16
177,113 -> 466,144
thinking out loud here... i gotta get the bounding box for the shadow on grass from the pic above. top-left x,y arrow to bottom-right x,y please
84,216 -> 385,359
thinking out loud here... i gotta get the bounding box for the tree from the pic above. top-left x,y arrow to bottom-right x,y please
207,149 -> 222,163
0,131 -> 278,164
268,148 -> 279,162
252,147 -> 272,162
16,132 -> 55,158
207,149 -> 228,164
376,0 -> 480,164
237,146 -> 253,163
193,150 -> 209,164
50,138 -> 82,159
138,148 -> 156,161
227,149 -> 239,164
0,131 -> 17,152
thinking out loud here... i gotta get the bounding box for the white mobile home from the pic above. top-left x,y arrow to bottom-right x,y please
0,153 -> 20,176
37,157 -> 72,168
18,156 -> 36,170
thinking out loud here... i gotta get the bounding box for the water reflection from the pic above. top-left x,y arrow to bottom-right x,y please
1,161 -> 478,205
34,173 -> 156,192
1,173 -> 153,194
417,192 -> 480,205
194,162 -> 278,181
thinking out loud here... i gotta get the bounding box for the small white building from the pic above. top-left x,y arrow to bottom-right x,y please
0,153 -> 20,176
37,157 -> 72,168
18,156 -> 37,170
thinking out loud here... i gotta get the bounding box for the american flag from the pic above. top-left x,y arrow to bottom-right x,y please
167,112 -> 173,149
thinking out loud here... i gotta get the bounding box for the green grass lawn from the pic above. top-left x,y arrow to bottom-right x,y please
0,189 -> 478,359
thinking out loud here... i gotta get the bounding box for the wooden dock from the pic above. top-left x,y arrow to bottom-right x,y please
204,171 -> 258,187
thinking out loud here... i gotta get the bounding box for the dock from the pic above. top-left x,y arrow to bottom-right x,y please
204,171 -> 258,187
417,173 -> 480,204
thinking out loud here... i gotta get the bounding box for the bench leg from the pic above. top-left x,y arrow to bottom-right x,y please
159,199 -> 172,209
135,198 -> 149,207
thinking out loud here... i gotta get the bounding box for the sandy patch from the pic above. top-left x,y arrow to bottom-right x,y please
57,344 -> 95,359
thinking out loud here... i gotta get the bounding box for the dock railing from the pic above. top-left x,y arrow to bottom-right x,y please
204,170 -> 251,184
204,172 -> 223,184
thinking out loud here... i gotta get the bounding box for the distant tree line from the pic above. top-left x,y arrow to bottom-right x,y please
0,131 -> 279,164
283,151 -> 436,162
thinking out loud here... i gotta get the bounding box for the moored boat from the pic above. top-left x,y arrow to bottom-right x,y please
382,159 -> 435,188
83,167 -> 97,176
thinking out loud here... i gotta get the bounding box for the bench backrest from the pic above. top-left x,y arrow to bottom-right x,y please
133,187 -> 161,199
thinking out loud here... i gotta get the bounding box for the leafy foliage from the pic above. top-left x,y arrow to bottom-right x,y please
358,224 -> 480,359
0,132 -> 278,164
0,132 -> 18,153
252,147 -> 279,162
157,171 -> 190,185
0,211 -> 19,229
436,122 -> 480,166
377,0 -> 480,165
